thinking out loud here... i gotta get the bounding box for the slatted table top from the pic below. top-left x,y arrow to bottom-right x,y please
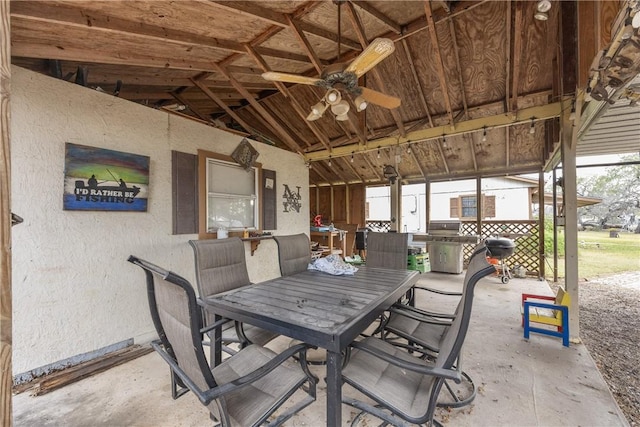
204,266 -> 419,352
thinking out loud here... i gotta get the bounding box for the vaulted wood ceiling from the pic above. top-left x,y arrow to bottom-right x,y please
11,1 -> 574,186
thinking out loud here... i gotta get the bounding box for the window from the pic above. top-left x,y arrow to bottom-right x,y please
198,149 -> 261,237
450,194 -> 496,219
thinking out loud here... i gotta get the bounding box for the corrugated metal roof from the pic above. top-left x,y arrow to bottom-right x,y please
578,74 -> 640,157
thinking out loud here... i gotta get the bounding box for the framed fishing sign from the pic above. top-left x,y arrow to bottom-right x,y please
63,143 -> 150,212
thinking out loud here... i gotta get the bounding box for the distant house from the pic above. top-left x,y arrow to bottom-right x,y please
366,177 -> 601,232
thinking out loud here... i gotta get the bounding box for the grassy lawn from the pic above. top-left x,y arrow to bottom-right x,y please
546,230 -> 640,280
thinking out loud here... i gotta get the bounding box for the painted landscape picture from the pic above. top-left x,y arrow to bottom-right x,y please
63,143 -> 150,211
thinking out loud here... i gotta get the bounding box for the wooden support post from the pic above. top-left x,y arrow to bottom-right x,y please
1,0 -> 13,424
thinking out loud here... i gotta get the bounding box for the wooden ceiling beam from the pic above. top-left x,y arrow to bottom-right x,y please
345,2 -> 406,138
170,92 -> 211,123
211,1 -> 361,51
505,0 -> 512,114
243,44 -> 331,151
309,162 -> 332,184
510,1 -> 523,112
409,149 -> 428,180
304,101 -> 563,161
350,1 -> 402,35
190,78 -> 255,135
362,153 -> 383,182
449,20 -> 469,119
466,134 -> 478,171
400,39 -> 434,127
338,157 -> 364,183
212,63 -> 303,154
423,1 -> 454,127
286,14 -> 323,75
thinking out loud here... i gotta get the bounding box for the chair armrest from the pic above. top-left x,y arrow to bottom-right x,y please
414,285 -> 462,297
521,293 -> 555,304
389,304 -> 454,325
200,317 -> 234,335
349,340 -> 461,382
152,340 -> 315,406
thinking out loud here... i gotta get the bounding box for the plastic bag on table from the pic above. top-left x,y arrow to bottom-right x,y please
308,254 -> 358,276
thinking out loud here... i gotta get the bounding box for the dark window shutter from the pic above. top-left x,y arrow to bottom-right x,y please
262,169 -> 277,230
172,151 -> 198,234
483,195 -> 496,218
450,197 -> 459,218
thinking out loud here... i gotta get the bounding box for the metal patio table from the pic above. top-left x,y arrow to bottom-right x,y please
204,266 -> 420,427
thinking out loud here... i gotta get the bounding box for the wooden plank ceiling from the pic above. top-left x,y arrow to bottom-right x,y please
10,0 -> 567,186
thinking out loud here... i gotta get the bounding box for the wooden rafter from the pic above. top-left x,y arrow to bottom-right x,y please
304,101 -> 563,161
211,1 -> 360,50
400,39 -> 434,127
466,134 -> 478,171
449,20 -> 469,119
170,92 -> 211,122
510,1 -> 523,112
243,44 -> 331,150
362,153 -> 383,182
344,2 -> 406,138
212,63 -> 303,153
350,1 -> 402,34
437,138 -> 451,174
338,157 -> 364,183
423,1 -> 454,127
190,78 -> 255,134
409,149 -> 428,179
287,14 -> 323,75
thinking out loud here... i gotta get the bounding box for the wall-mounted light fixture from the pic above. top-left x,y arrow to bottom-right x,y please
383,164 -> 399,184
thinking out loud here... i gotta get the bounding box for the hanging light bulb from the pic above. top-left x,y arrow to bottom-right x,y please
331,100 -> 350,117
482,126 -> 487,142
328,156 -> 332,167
350,152 -> 354,163
325,89 -> 341,105
529,118 -> 536,134
406,144 -> 411,154
442,135 -> 447,148
354,95 -> 368,112
377,147 -> 381,159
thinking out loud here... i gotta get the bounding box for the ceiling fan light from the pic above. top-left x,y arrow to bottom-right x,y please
534,10 -> 548,21
335,113 -> 349,121
331,100 -> 350,116
311,101 -> 327,116
354,95 -> 368,112
306,111 -> 322,121
325,89 -> 342,105
536,0 -> 551,13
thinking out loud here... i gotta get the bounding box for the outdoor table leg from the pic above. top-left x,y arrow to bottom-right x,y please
212,314 -> 222,367
326,349 -> 342,427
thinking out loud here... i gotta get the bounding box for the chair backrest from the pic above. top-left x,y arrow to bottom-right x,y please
189,238 -> 251,298
554,287 -> 570,320
365,232 -> 409,270
128,256 -> 217,394
425,243 -> 496,419
273,233 -> 311,276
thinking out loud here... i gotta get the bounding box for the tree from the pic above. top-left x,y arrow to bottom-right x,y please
577,154 -> 640,233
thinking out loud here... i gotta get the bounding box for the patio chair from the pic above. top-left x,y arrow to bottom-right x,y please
273,233 -> 311,276
190,238 -> 279,353
127,255 -> 317,427
522,287 -> 570,347
365,232 -> 409,270
341,243 -> 496,426
381,244 -> 495,408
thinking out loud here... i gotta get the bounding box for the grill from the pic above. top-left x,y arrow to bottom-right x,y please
413,221 -> 479,274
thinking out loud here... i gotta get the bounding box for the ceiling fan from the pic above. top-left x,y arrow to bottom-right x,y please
262,38 -> 400,121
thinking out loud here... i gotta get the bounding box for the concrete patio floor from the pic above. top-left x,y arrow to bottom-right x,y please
13,271 -> 629,426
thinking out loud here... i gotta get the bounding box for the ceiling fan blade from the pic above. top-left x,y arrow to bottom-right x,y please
361,87 -> 401,109
345,38 -> 396,77
261,71 -> 322,86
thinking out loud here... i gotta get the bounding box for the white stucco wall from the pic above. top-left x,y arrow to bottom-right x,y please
10,66 -> 309,376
